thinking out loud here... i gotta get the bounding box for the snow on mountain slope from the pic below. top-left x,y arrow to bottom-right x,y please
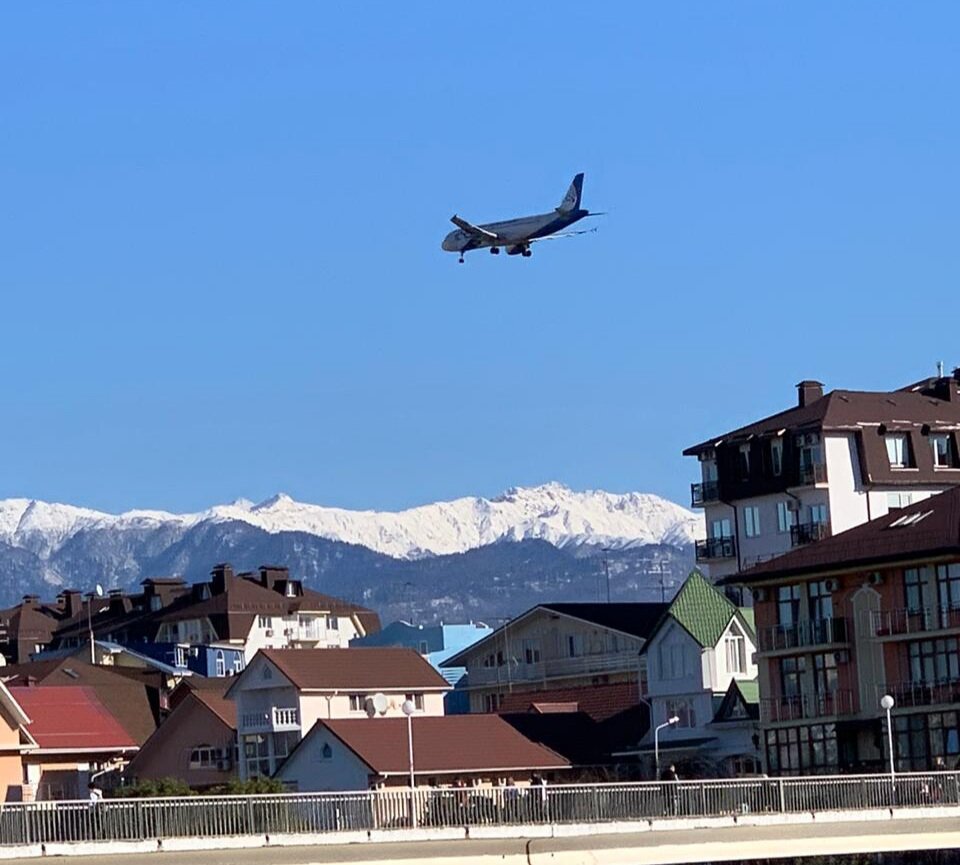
0,483 -> 704,561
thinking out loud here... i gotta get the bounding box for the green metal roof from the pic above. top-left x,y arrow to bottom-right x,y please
734,679 -> 760,705
665,569 -> 738,648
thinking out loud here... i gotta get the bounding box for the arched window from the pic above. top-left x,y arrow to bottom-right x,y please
321,743 -> 332,760
215,650 -> 225,677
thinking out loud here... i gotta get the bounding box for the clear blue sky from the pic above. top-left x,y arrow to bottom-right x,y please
2,4 -> 959,514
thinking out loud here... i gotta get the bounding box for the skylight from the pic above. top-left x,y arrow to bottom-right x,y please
889,511 -> 933,528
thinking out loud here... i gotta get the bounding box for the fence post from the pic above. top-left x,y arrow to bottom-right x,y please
777,778 -> 785,814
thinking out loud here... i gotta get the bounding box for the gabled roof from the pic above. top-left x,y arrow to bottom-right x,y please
442,602 -> 668,668
642,570 -> 748,652
712,678 -> 760,723
728,486 -> 960,584
498,682 -> 638,723
285,715 -> 569,777
10,686 -> 138,752
237,647 -> 450,693
684,386 -> 960,455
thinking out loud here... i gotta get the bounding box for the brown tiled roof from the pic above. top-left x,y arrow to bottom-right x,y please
728,487 -> 960,584
684,388 -> 960,455
0,658 -> 159,745
315,715 -> 569,775
259,647 -> 449,691
498,682 -> 638,723
191,688 -> 237,728
11,686 -> 138,751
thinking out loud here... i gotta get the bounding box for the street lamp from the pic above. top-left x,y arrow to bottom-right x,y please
880,694 -> 896,780
86,584 -> 104,664
402,699 -> 417,829
655,715 -> 680,780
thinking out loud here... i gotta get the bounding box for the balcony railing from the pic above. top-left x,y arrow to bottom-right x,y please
467,651 -> 639,687
872,605 -> 960,637
760,688 -> 857,723
757,617 -> 850,653
239,706 -> 301,732
790,521 -> 831,547
880,680 -> 960,709
695,536 -> 737,562
690,481 -> 720,508
797,462 -> 828,486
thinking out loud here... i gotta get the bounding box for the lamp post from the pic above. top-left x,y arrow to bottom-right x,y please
880,694 -> 896,780
86,584 -> 104,665
654,715 -> 680,780
402,698 -> 417,828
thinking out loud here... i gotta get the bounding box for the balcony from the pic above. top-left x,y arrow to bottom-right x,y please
790,522 -> 831,547
695,535 -> 737,562
757,617 -> 850,653
760,688 -> 858,724
690,481 -> 720,508
797,462 -> 828,486
467,650 -> 639,687
872,606 -> 960,638
239,706 -> 301,733
880,680 -> 960,709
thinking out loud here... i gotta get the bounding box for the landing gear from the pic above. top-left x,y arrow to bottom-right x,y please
521,247 -> 532,257
458,253 -> 465,264
490,247 -> 500,255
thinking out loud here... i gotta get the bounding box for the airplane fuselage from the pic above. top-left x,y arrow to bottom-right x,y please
441,208 -> 589,254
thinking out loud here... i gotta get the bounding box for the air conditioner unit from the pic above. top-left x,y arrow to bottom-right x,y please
753,587 -> 768,602
189,647 -> 200,657
868,572 -> 884,586
265,629 -> 274,637
824,578 -> 840,592
786,500 -> 801,512
794,434 -> 805,447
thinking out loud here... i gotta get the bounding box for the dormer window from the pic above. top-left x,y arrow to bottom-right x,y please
931,433 -> 960,469
738,444 -> 751,479
770,438 -> 783,476
885,433 -> 915,468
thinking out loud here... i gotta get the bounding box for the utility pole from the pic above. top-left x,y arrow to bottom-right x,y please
602,549 -> 612,603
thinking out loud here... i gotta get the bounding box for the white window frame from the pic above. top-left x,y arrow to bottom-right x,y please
885,433 -> 911,468
744,506 -> 761,538
724,633 -> 745,674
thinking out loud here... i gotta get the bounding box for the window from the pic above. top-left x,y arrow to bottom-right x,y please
765,724 -> 837,774
567,635 -> 583,657
348,694 -> 366,712
665,698 -> 696,728
326,616 -> 339,631
405,693 -> 425,711
710,518 -> 732,540
905,567 -> 927,613
744,506 -> 761,538
522,639 -> 541,664
258,615 -> 271,629
243,734 -> 270,778
895,711 -> 960,772
809,504 -> 828,525
888,492 -> 914,510
777,502 -> 797,534
780,656 -> 806,698
813,653 -> 838,695
214,650 -> 225,677
738,444 -> 751,479
149,595 -> 162,612
483,693 -> 503,713
777,585 -> 802,627
261,665 -> 272,680
702,459 -> 718,483
724,633 -> 745,674
808,581 -> 834,621
909,637 -> 960,685
233,656 -> 244,674
189,746 -> 218,769
932,433 -> 960,469
174,647 -> 188,668
419,640 -> 430,655
771,439 -> 784,476
937,563 -> 960,614
660,643 -> 687,679
885,433 -> 914,468
320,743 -> 333,761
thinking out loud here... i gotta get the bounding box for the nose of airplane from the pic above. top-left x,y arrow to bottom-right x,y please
441,231 -> 458,251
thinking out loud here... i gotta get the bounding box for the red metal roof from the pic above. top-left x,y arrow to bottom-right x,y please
10,686 -> 138,751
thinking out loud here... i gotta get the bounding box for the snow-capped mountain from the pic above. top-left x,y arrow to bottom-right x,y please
0,483 -> 703,562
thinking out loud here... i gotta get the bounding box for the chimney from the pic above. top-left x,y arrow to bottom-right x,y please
210,563 -> 236,596
259,565 -> 289,593
796,380 -> 824,408
57,589 -> 84,618
21,595 -> 41,610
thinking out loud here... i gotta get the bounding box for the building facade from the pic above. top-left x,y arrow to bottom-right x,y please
731,485 -> 960,775
685,372 -> 960,581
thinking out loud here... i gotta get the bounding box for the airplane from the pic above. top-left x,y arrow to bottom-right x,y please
441,173 -> 601,263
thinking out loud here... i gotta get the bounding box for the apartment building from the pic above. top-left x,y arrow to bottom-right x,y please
441,603 -> 667,715
684,371 -> 960,581
730,485 -> 960,774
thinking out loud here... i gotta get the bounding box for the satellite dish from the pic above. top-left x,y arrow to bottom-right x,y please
372,693 -> 388,716
364,698 -> 377,719
94,585 -> 104,598
401,699 -> 416,717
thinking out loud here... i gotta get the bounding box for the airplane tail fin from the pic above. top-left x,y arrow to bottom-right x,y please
557,173 -> 584,213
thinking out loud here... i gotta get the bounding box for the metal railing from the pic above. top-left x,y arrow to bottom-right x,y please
690,481 -> 720,508
757,617 -> 850,653
790,521 -> 831,547
695,536 -> 736,562
880,680 -> 960,708
760,688 -> 858,723
467,651 -> 640,687
872,606 -> 960,637
5,773 -> 960,847
797,462 -> 828,486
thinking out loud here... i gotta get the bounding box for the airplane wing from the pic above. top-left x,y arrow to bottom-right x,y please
450,215 -> 499,240
528,227 -> 598,243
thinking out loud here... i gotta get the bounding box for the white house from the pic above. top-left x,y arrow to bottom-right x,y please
638,570 -> 760,776
225,647 -> 450,780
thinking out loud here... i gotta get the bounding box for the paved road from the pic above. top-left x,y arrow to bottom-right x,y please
8,818 -> 960,865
